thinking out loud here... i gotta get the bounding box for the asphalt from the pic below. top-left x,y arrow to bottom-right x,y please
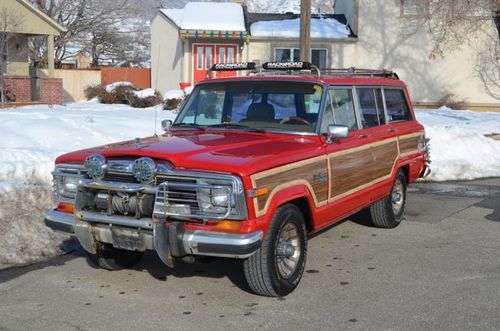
1,178 -> 499,330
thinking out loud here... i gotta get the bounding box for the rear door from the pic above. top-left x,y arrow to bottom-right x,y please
356,87 -> 400,201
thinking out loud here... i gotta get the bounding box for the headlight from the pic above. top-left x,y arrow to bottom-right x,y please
52,164 -> 85,201
197,180 -> 233,214
54,175 -> 79,199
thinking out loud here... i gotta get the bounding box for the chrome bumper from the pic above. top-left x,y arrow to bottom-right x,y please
44,209 -> 262,260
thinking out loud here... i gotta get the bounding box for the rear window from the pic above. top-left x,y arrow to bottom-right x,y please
384,89 -> 413,122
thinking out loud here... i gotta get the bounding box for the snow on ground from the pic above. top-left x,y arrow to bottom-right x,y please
0,101 -> 176,269
250,17 -> 351,39
0,100 -> 176,188
415,107 -> 500,181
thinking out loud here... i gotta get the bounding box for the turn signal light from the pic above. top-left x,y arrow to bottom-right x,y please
212,220 -> 242,231
248,187 -> 269,198
56,202 -> 74,214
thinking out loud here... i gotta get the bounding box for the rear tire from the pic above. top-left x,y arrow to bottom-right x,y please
87,242 -> 144,270
243,203 -> 307,297
369,169 -> 407,228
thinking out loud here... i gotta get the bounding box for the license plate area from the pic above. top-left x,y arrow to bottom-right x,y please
111,227 -> 146,251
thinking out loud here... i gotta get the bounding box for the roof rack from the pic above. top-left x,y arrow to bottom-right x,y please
206,62 -> 399,80
321,68 -> 399,79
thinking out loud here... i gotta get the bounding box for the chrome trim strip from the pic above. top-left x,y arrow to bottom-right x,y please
181,230 -> 263,258
44,209 -> 75,233
76,210 -> 153,229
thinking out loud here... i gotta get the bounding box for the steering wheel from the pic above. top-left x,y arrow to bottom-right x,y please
280,117 -> 311,125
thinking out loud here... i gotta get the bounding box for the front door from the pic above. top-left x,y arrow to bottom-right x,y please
193,44 -> 238,85
319,87 -> 374,227
193,44 -> 215,84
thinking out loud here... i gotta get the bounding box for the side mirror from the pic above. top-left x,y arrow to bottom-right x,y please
326,124 -> 348,144
161,119 -> 172,133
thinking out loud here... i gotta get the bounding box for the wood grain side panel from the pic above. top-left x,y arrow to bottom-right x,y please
371,141 -> 399,179
329,147 -> 373,199
399,136 -> 420,155
253,159 -> 328,214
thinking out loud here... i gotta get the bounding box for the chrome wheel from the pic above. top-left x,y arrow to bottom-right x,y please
275,222 -> 301,279
391,178 -> 404,216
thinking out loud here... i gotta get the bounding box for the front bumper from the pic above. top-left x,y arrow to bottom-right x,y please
44,209 -> 262,260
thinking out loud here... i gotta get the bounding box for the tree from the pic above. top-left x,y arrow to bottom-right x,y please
0,8 -> 25,105
28,0 -> 149,68
405,0 -> 500,100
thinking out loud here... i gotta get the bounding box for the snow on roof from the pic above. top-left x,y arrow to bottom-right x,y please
160,2 -> 246,32
250,17 -> 351,39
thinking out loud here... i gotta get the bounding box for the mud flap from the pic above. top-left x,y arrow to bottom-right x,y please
74,220 -> 97,254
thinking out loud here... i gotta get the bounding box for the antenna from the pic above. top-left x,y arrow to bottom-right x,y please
154,43 -> 162,136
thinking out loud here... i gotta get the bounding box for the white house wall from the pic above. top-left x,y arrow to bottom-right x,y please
335,0 -> 499,107
151,14 -> 183,94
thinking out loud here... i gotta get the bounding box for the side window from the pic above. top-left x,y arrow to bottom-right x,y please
374,88 -> 386,125
384,89 -> 413,122
357,88 -> 380,128
321,88 -> 358,133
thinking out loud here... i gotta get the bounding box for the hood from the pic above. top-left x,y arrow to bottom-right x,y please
55,130 -> 325,177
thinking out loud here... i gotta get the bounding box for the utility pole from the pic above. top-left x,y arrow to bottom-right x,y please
299,0 -> 311,62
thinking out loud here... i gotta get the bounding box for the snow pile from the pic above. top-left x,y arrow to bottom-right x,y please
163,89 -> 185,101
415,107 -> 500,181
250,17 -> 351,39
0,102 -> 176,188
105,81 -> 134,93
0,102 -> 177,269
133,88 -> 156,99
160,3 -> 246,31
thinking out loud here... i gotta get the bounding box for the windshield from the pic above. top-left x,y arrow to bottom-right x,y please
174,81 -> 324,134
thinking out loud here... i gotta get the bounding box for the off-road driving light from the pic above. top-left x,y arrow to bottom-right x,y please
211,62 -> 256,71
132,157 -> 156,183
84,154 -> 106,180
262,61 -> 312,70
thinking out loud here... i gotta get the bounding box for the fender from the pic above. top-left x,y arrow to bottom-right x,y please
249,183 -> 318,236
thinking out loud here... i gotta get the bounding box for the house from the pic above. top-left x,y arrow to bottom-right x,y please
151,1 -> 499,110
0,0 -> 65,105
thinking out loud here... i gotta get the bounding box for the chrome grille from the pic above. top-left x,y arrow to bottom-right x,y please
153,180 -> 232,220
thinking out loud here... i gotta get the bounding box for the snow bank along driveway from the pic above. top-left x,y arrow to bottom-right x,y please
0,103 -> 499,268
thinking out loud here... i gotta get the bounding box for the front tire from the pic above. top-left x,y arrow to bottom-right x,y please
369,169 -> 407,228
87,242 -> 144,270
243,203 -> 307,297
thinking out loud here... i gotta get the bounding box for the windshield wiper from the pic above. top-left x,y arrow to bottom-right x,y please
171,123 -> 206,131
206,123 -> 266,133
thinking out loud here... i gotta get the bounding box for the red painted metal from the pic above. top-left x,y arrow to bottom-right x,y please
55,74 -> 427,237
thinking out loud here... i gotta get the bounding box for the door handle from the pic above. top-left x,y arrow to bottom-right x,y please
358,134 -> 371,138
388,128 -> 397,133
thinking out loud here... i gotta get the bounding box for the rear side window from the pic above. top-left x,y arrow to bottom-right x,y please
384,89 -> 413,122
357,88 -> 383,128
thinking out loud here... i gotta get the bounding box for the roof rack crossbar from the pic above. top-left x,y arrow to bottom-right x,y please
321,67 -> 399,79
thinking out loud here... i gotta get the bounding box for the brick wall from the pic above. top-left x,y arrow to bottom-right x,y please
3,76 -> 31,102
39,78 -> 63,105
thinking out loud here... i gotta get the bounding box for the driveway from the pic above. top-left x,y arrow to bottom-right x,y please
1,179 -> 499,330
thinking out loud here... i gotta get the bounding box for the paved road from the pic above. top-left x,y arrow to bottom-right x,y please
1,179 -> 500,330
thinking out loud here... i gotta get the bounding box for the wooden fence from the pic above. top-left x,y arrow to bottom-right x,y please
38,69 -> 101,102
